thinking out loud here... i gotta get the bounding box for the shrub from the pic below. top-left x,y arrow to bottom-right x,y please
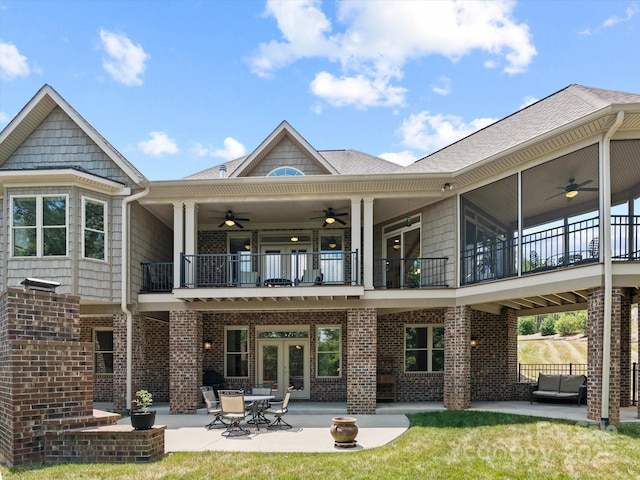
555,314 -> 580,336
539,316 -> 556,336
518,317 -> 536,336
576,311 -> 588,334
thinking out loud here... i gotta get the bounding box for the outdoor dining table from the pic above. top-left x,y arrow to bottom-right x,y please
244,394 -> 275,430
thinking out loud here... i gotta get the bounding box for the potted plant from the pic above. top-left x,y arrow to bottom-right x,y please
130,389 -> 156,430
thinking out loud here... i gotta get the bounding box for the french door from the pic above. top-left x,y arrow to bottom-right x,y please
257,338 -> 309,399
261,246 -> 308,283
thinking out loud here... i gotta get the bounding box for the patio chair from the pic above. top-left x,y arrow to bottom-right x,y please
200,386 -> 227,429
301,268 -> 323,285
239,271 -> 260,286
249,383 -> 273,425
218,389 -> 251,436
265,386 -> 293,429
589,237 -> 599,259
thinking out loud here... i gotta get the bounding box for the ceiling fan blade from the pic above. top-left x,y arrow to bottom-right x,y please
322,221 -> 328,228
576,180 -> 593,188
577,187 -> 598,192
545,191 -> 566,201
218,221 -> 226,228
234,221 -> 245,229
333,212 -> 348,217
335,217 -> 347,225
234,218 -> 250,222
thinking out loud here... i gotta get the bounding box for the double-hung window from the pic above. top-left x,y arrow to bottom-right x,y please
83,197 -> 107,260
317,326 -> 341,377
11,195 -> 67,257
225,327 -> 249,377
405,324 -> 445,372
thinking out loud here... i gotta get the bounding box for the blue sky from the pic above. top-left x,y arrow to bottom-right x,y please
1,0 -> 639,180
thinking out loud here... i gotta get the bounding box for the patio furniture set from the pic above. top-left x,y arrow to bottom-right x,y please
201,384 -> 293,436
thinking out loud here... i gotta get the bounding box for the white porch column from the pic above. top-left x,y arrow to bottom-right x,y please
363,197 -> 374,290
184,202 -> 198,256
173,202 -> 184,288
350,197 -> 362,285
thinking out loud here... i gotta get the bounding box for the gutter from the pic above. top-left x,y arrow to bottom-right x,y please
121,184 -> 150,411
600,111 -> 624,426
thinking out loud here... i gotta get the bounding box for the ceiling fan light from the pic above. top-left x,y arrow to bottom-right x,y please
290,235 -> 299,242
565,190 -> 579,199
329,239 -> 337,249
224,219 -> 236,227
244,240 -> 251,250
325,217 -> 336,224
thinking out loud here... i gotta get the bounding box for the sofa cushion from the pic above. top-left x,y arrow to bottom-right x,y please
559,375 -> 585,393
537,374 -> 561,391
531,390 -> 558,398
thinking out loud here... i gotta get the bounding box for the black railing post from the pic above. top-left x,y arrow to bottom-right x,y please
633,362 -> 637,407
518,363 -> 521,383
569,363 -> 573,375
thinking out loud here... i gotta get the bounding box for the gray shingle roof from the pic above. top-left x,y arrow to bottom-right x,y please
183,149 -> 399,179
403,84 -> 640,174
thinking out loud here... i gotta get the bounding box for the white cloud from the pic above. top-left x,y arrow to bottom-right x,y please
310,71 -> 406,108
212,137 -> 246,161
603,4 -> 639,27
99,29 -> 149,86
519,96 -> 539,110
431,76 -> 452,96
379,150 -> 417,167
138,131 -> 179,156
0,111 -> 9,123
0,41 -> 30,80
190,137 -> 246,161
397,111 -> 497,152
250,0 -> 536,108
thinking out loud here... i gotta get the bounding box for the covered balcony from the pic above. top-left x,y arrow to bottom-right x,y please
460,140 -> 640,286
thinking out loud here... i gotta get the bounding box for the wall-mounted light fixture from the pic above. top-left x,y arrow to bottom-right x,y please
204,340 -> 213,350
469,337 -> 478,349
441,182 -> 453,192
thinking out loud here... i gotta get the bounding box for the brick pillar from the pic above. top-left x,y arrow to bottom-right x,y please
444,306 -> 471,410
0,288 -> 91,467
587,287 -> 623,424
504,308 -> 519,396
169,310 -> 202,414
346,308 -> 377,415
620,293 -> 631,408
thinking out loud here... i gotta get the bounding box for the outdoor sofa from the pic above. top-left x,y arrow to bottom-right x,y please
529,373 -> 587,405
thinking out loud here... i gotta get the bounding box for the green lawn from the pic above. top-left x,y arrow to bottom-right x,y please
3,411 -> 640,479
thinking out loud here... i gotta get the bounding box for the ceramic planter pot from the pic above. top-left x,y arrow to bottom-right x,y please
330,416 -> 358,447
130,411 -> 156,430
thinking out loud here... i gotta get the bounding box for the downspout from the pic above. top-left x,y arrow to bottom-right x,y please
121,183 -> 150,411
600,111 -> 624,427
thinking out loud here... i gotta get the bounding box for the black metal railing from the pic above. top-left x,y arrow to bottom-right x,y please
461,238 -> 516,285
518,363 -> 588,383
140,262 -> 173,292
612,215 -> 639,260
179,250 -> 360,289
373,257 -> 449,289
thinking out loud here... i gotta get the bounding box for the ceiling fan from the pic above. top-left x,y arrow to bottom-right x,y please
215,210 -> 250,229
311,207 -> 348,227
546,178 -> 598,201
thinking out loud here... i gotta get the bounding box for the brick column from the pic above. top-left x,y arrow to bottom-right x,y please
169,310 -> 202,414
346,308 -> 377,414
587,287 -> 623,424
444,306 -> 471,410
0,289 -> 91,467
620,293 -> 631,408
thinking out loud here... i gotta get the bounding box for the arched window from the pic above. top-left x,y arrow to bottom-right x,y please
267,167 -> 304,177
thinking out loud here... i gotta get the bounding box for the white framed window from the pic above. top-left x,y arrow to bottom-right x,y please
316,326 -> 341,378
225,326 -> 249,378
267,167 -> 304,177
404,324 -> 444,373
82,197 -> 107,261
11,195 -> 68,257
94,328 -> 114,374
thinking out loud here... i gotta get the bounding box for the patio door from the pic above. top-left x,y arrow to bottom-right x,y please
261,246 -> 308,284
257,338 -> 309,400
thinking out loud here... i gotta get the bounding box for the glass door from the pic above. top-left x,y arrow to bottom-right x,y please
261,246 -> 308,284
383,224 -> 421,288
257,338 -> 309,399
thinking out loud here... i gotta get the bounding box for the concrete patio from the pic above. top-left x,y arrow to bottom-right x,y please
94,401 -> 639,454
